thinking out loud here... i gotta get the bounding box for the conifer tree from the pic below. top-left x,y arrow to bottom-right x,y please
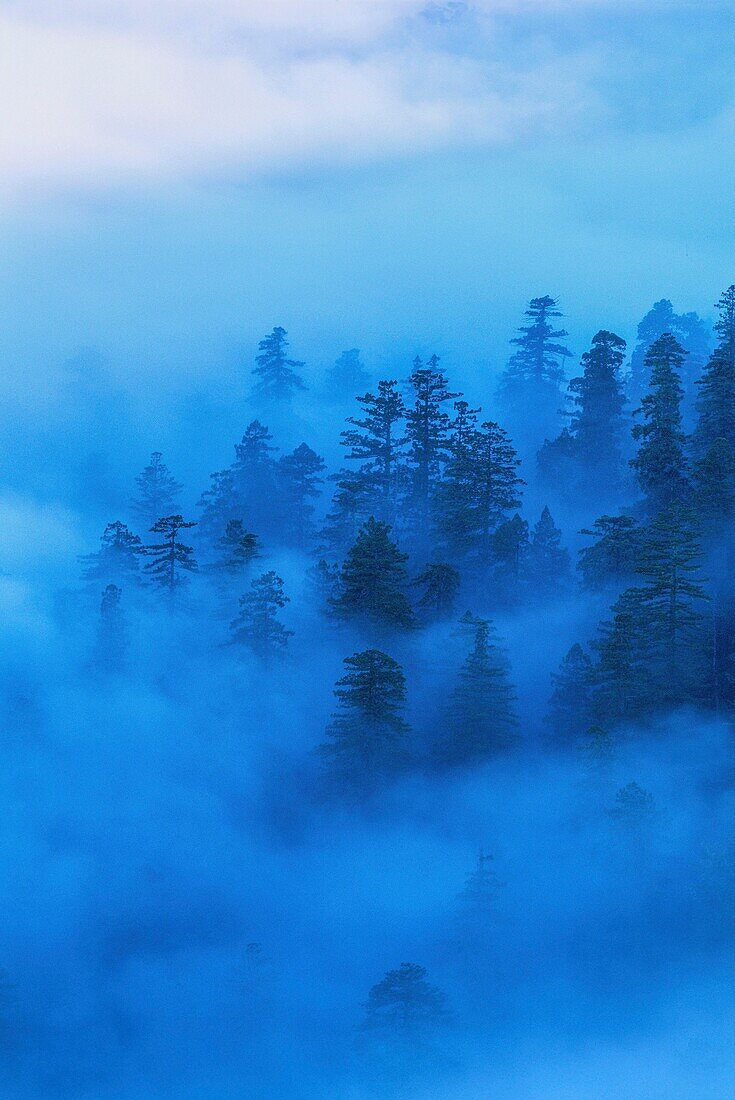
361,963 -> 448,1038
198,421 -> 278,546
497,295 -> 573,452
608,782 -> 656,830
437,615 -> 517,765
411,563 -> 460,621
693,285 -> 735,457
473,421 -> 524,563
628,298 -> 710,414
547,643 -> 593,745
92,584 -> 127,671
341,380 -> 406,519
275,443 -> 325,546
589,588 -> 650,726
307,558 -> 342,609
490,513 -> 529,591
318,469 -> 373,559
230,571 -> 292,659
404,355 -> 458,541
577,515 -> 642,591
693,438 -> 735,529
319,648 -> 409,783
435,399 -> 481,557
131,452 -> 183,529
212,519 -> 260,577
528,505 -> 571,593
144,514 -> 198,594
251,326 -> 306,403
81,520 -> 145,588
332,517 -> 414,630
455,851 -> 504,943
630,333 -> 690,513
325,348 -> 370,400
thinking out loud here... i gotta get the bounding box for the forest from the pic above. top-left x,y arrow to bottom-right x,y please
1,287 -> 734,1098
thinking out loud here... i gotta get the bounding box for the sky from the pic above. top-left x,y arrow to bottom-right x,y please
1,0 -> 734,401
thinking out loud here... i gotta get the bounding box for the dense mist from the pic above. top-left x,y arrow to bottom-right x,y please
0,283 -> 732,1099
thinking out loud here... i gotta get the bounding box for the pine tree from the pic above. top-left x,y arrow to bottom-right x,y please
411,563 -> 460,621
361,963 -> 448,1038
251,326 -> 306,403
473,421 -> 524,564
547,330 -> 627,491
144,515 -> 198,594
628,298 -> 710,416
455,851 -> 504,941
630,333 -> 690,513
608,782 -> 656,830
275,443 -> 325,546
318,469 -> 373,559
92,584 -> 127,671
547,643 -> 593,745
490,513 -> 529,592
693,438 -> 735,529
81,520 -> 145,588
434,399 -> 481,557
404,355 -> 458,542
497,295 -> 573,453
197,421 -> 278,546
230,571 -> 293,659
577,515 -> 642,591
131,451 -> 182,529
319,649 -> 409,783
332,517 -> 414,630
307,558 -> 342,610
211,519 -> 260,577
437,616 -> 517,765
589,588 -> 650,726
693,285 -> 735,457
341,380 -> 406,520
528,505 -> 571,594
325,348 -> 370,400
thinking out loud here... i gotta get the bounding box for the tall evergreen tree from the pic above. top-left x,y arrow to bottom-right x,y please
693,285 -> 735,457
332,517 -> 414,630
361,963 -> 448,1039
590,588 -> 650,727
251,326 -> 306,403
693,438 -> 735,529
131,451 -> 182,529
436,615 -> 517,765
547,643 -> 593,745
275,443 -> 325,546
341,381 -> 406,520
435,399 -> 481,557
211,519 -> 260,577
528,505 -> 571,594
144,515 -> 198,594
318,469 -> 373,559
411,563 -> 460,622
319,649 -> 409,783
404,355 -> 458,542
230,571 -> 292,659
325,348 -> 370,400
198,421 -> 278,546
497,295 -> 573,453
628,298 -> 710,415
92,584 -> 127,672
577,515 -> 642,592
630,333 -> 690,513
81,520 -> 145,588
473,421 -> 524,564
490,513 -> 529,593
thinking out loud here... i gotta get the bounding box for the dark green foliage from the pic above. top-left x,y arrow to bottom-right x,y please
319,649 -> 409,782
497,295 -> 573,450
251,326 -> 306,403
325,348 -> 370,399
528,505 -> 570,593
630,333 -> 690,512
275,442 -> 325,546
547,643 -> 593,745
145,514 -> 198,593
693,285 -> 735,457
92,584 -> 127,671
341,380 -> 406,518
332,517 -> 414,630
230,571 -> 292,658
131,451 -> 182,529
577,515 -> 642,591
211,519 -> 260,577
437,615 -> 517,765
361,963 -> 448,1037
405,355 -> 458,540
411,562 -> 460,621
81,520 -> 145,587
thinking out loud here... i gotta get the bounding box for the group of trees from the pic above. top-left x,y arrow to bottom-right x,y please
82,286 -> 735,789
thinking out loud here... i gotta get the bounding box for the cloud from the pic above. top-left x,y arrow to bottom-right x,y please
0,3 -> 596,199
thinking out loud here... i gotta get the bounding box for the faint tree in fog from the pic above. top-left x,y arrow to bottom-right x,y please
131,451 -> 182,530
251,326 -> 306,403
230,571 -> 293,660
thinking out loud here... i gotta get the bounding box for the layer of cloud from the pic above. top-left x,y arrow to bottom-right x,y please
0,2 -> 599,198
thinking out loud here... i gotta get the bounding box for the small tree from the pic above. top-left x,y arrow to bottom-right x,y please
528,505 -> 571,593
81,520 -> 145,588
251,326 -> 306,403
341,380 -> 406,519
92,584 -> 127,671
491,513 -> 529,593
319,649 -> 409,783
411,563 -> 460,621
131,451 -> 182,529
547,643 -> 593,745
325,348 -> 371,399
211,519 -> 260,577
230,571 -> 293,659
332,517 -> 414,630
275,443 -> 325,546
144,515 -> 198,594
577,515 -> 642,592
361,963 -> 448,1039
